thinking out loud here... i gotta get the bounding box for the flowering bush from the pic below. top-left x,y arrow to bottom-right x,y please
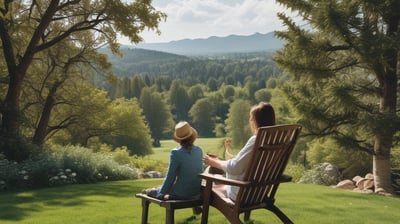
298,162 -> 342,186
0,145 -> 139,191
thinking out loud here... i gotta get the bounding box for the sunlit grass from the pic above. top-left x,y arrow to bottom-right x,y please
1,179 -> 399,224
147,138 -> 225,163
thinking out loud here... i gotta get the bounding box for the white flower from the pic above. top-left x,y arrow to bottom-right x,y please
71,172 -> 77,177
61,175 -> 67,179
23,175 -> 29,180
65,169 -> 71,173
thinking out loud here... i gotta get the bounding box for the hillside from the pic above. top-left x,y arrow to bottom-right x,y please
99,48 -> 190,76
129,32 -> 284,55
100,46 -> 277,77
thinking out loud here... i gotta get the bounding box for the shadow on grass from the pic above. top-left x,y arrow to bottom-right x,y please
0,179 -> 160,222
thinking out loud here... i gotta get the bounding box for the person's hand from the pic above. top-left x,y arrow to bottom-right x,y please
203,153 -> 218,166
224,139 -> 231,149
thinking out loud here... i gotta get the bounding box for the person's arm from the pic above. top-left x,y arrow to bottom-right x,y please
203,154 -> 227,171
225,136 -> 256,175
159,150 -> 179,196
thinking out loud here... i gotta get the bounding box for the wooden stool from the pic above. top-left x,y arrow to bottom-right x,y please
135,193 -> 202,224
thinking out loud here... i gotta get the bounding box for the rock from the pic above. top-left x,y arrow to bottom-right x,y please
352,175 -> 363,183
365,173 -> 374,180
363,179 -> 374,190
355,178 -> 366,190
143,171 -> 163,178
335,179 -> 355,190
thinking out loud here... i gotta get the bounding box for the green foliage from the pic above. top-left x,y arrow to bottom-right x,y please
274,0 -> 400,192
0,135 -> 40,162
102,98 -> 153,156
284,163 -> 307,183
298,163 -> 341,186
254,89 -> 272,102
0,145 -> 139,191
140,87 -> 174,146
130,156 -> 167,175
307,138 -> 372,178
392,146 -> 400,170
189,98 -> 216,137
225,99 -> 252,148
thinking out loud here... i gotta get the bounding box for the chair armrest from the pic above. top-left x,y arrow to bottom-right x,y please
199,173 -> 251,187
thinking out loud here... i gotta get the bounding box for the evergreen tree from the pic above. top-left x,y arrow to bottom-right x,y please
140,87 -> 174,147
225,99 -> 252,148
169,80 -> 191,121
189,98 -> 215,137
274,0 -> 400,193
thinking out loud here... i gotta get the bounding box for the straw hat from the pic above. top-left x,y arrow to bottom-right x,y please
173,121 -> 198,142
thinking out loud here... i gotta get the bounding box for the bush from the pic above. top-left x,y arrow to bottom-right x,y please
0,145 -> 139,191
129,156 -> 167,175
284,163 -> 307,183
298,162 -> 342,186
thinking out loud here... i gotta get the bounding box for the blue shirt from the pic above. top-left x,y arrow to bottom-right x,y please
158,145 -> 203,199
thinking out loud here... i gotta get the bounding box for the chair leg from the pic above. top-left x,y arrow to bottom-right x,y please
140,198 -> 150,224
244,211 -> 251,221
268,205 -> 293,224
165,207 -> 174,224
201,181 -> 213,224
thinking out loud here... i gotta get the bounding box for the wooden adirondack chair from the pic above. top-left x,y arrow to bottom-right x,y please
200,124 -> 302,224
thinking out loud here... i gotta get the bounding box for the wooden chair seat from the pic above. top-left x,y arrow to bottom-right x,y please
135,193 -> 202,224
200,124 -> 302,224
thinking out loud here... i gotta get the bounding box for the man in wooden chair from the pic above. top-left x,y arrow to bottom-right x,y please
202,102 -> 301,224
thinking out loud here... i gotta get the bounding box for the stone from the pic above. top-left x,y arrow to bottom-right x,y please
365,173 -> 374,180
143,171 -> 163,178
363,179 -> 374,190
352,175 -> 362,183
355,178 -> 366,190
335,179 -> 355,190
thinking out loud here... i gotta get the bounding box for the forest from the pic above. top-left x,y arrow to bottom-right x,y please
0,0 -> 399,194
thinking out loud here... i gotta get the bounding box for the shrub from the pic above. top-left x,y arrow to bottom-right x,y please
130,156 -> 167,175
0,145 -> 139,191
284,163 -> 307,183
298,163 -> 342,186
51,145 -> 138,182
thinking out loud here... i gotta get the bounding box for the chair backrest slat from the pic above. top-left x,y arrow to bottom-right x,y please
237,124 -> 302,207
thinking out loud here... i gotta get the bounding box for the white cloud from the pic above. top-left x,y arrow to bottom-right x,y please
120,0 -> 291,44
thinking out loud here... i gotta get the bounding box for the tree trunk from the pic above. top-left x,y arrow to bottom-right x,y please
1,72 -> 22,136
373,67 -> 397,194
32,82 -> 61,145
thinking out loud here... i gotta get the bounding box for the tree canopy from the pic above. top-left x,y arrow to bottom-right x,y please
274,0 -> 400,194
0,0 -> 165,160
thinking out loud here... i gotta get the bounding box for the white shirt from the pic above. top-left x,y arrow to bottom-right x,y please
221,135 -> 256,200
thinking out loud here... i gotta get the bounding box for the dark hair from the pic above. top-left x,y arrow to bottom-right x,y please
180,135 -> 195,151
250,102 -> 275,128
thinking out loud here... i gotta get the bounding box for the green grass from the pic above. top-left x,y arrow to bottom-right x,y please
1,179 -> 399,224
147,138 -> 226,162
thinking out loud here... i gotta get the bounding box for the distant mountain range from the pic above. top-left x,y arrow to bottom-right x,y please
123,32 -> 284,55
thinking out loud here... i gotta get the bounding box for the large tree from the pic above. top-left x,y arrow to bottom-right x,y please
274,0 -> 399,193
0,0 -> 165,160
140,87 -> 174,147
225,99 -> 251,148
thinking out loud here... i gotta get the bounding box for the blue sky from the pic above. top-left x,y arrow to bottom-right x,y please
120,0 -> 293,44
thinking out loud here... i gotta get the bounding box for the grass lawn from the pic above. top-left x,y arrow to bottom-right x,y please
1,179 -> 400,224
147,138 -> 226,162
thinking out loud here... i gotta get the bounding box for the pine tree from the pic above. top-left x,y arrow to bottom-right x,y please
274,0 -> 400,194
